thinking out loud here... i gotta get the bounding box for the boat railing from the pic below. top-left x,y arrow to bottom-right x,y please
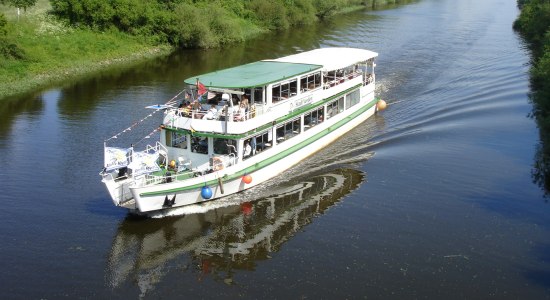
169,103 -> 259,123
141,153 -> 237,186
323,71 -> 363,89
142,168 -> 195,186
364,73 -> 375,85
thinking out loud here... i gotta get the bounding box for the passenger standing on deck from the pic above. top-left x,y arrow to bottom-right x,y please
242,95 -> 250,112
237,102 -> 246,121
243,141 -> 252,158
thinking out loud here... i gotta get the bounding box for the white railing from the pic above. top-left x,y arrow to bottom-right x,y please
141,153 -> 238,187
324,71 -> 363,89
170,103 -> 259,122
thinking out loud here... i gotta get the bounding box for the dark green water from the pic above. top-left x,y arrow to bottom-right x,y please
1,0 -> 549,298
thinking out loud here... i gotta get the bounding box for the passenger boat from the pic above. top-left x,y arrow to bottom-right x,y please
100,47 -> 384,214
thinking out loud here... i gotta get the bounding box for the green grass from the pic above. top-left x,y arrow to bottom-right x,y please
0,1 -> 172,100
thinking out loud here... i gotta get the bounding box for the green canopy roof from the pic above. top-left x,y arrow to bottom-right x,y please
184,61 -> 321,88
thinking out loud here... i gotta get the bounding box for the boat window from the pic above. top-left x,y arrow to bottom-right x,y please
191,137 -> 208,154
345,90 -> 360,109
281,82 -> 290,99
273,79 -> 297,102
169,131 -> 188,149
165,130 -> 172,146
214,138 -> 237,155
326,97 -> 344,120
253,131 -> 272,154
253,87 -> 263,104
272,84 -> 281,103
276,118 -> 301,143
314,72 -> 321,88
304,107 -> 324,130
290,80 -> 297,96
300,72 -> 321,92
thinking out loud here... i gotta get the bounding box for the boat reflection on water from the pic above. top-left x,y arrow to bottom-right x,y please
107,168 -> 364,296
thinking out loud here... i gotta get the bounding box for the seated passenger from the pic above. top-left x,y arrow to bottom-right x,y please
178,101 -> 191,117
192,100 -> 201,111
203,104 -> 218,120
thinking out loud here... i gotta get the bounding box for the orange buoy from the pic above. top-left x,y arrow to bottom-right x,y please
376,99 -> 387,111
243,174 -> 252,184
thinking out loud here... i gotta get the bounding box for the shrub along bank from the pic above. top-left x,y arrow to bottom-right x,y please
513,0 -> 550,195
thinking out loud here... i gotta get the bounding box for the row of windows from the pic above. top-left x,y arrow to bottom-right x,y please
169,89 -> 362,159
272,72 -> 322,103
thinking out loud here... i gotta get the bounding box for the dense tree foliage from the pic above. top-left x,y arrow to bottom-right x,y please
514,0 -> 550,195
49,0 -> 371,48
513,0 -> 550,52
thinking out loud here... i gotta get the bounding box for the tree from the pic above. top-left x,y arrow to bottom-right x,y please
1,0 -> 38,18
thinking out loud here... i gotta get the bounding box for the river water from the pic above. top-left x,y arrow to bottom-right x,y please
1,0 -> 549,298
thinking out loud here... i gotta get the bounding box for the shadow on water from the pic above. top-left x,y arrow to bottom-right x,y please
524,243 -> 550,289
532,143 -> 550,201
106,168 -> 364,297
0,93 -> 43,141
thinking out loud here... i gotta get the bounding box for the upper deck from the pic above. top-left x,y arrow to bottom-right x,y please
183,61 -> 322,88
166,48 -> 378,136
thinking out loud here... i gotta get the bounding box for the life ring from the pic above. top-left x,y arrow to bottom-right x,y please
212,156 -> 224,171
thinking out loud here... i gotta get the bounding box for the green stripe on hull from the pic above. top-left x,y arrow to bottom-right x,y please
140,96 -> 378,197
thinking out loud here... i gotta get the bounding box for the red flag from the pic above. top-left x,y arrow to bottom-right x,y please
197,81 -> 206,96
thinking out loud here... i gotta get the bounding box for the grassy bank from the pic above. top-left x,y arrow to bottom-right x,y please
0,1 -> 173,99
0,0 -> 417,100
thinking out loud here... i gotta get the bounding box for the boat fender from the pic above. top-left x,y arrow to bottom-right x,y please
376,99 -> 387,111
242,174 -> 252,184
165,171 -> 172,183
201,186 -> 213,199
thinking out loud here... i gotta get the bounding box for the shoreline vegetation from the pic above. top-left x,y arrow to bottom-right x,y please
513,0 -> 550,195
0,0 -> 414,100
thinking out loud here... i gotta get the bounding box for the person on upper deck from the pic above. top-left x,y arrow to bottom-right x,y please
203,104 -> 218,120
242,95 -> 250,111
192,100 -> 201,111
235,102 -> 246,121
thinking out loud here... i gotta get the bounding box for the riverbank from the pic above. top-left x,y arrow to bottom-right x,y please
0,1 -> 174,100
0,0 -> 416,100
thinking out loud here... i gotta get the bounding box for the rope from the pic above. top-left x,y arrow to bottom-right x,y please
104,89 -> 186,142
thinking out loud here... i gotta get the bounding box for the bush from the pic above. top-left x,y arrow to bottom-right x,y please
246,0 -> 290,29
169,3 -> 243,48
513,0 -> 550,49
515,0 -> 550,195
314,0 -> 343,19
0,13 -> 25,60
286,0 -> 317,25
